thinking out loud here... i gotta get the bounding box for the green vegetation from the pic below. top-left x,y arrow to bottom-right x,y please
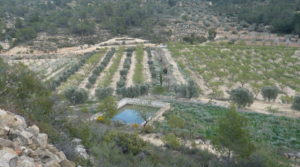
86,48 -> 114,88
211,0 -> 300,35
95,87 -> 113,100
0,0 -> 176,44
292,95 -> 300,111
133,45 -> 145,84
230,88 -> 254,108
175,80 -> 199,99
98,48 -> 124,87
58,50 -> 105,92
212,105 -> 254,159
97,96 -> 118,121
168,42 -> 300,97
163,133 -> 181,149
64,87 -> 88,104
154,102 -> 300,151
261,86 -> 279,102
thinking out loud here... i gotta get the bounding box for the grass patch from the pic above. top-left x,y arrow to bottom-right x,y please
133,45 -> 145,84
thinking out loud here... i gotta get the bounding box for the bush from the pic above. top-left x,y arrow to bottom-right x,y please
261,86 -> 279,102
63,87 -> 88,104
118,84 -> 149,98
164,133 -> 181,149
175,80 -> 199,98
103,131 -> 146,155
230,88 -> 254,108
152,85 -> 167,94
292,95 -> 300,111
95,87 -> 113,100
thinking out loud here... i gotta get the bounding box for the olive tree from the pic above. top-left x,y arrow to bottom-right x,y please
95,87 -> 113,100
261,86 -> 279,102
292,95 -> 300,111
230,88 -> 254,108
64,87 -> 88,104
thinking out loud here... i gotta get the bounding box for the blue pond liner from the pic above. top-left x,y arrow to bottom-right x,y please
112,109 -> 145,124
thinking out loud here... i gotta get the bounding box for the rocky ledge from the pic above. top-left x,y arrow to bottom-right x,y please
0,109 -> 75,167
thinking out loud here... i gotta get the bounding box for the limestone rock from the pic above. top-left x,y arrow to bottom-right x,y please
0,109 -> 75,167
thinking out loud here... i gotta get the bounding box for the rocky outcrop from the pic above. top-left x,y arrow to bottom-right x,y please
0,109 -> 75,167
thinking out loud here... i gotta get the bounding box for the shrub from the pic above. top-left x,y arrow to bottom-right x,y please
152,85 -> 167,94
103,131 -> 146,155
95,87 -> 113,100
97,96 -> 118,119
261,86 -> 279,102
280,95 -> 294,104
164,133 -> 181,149
142,125 -> 155,133
64,87 -> 88,104
212,105 -> 255,159
292,95 -> 300,111
175,80 -> 199,98
230,88 -> 254,108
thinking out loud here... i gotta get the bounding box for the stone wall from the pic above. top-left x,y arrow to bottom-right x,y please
0,109 -> 75,167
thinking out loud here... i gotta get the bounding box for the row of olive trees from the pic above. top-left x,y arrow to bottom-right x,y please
175,80 -> 199,99
86,48 -> 116,88
48,52 -> 95,90
146,48 -> 157,79
116,48 -> 134,89
229,86 -> 300,110
116,84 -> 150,98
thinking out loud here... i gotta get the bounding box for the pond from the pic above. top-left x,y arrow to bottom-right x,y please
112,109 -> 145,124
112,104 -> 158,125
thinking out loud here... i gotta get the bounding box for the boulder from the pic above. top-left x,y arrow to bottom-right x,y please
36,133 -> 47,148
75,144 -> 89,160
60,160 -> 76,167
16,156 -> 35,167
0,148 -> 18,167
0,138 -> 14,147
27,125 -> 39,136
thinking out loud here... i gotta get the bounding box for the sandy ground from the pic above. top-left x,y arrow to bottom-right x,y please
139,133 -> 219,156
43,66 -> 66,81
126,52 -> 136,87
143,51 -> 152,83
111,52 -> 126,94
161,48 -> 187,85
1,37 -> 157,56
90,51 -> 118,97
197,97 -> 300,118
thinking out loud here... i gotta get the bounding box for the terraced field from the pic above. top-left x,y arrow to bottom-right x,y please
168,42 -> 300,100
2,43 -> 189,100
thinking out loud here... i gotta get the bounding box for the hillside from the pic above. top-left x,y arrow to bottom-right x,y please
0,0 -> 300,167
1,0 -> 300,52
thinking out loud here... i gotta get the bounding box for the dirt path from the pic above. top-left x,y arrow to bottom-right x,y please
139,133 -> 219,156
43,66 -> 66,81
161,48 -> 187,85
111,52 -> 126,94
197,97 -> 300,118
126,52 -> 136,87
143,51 -> 152,83
90,52 -> 117,97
